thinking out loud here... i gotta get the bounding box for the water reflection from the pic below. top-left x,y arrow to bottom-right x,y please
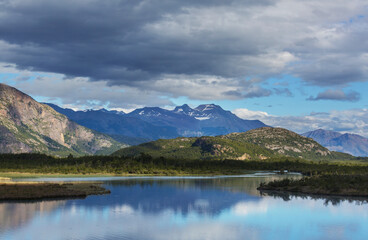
0,201 -> 66,232
260,190 -> 368,206
1,174 -> 368,240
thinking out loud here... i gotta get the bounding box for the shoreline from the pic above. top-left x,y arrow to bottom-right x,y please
258,188 -> 368,199
0,182 -> 111,201
257,175 -> 368,198
0,172 -> 124,178
0,171 -> 261,179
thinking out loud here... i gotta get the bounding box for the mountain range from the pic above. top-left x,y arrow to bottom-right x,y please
0,83 -> 365,159
47,102 -> 368,157
302,129 -> 368,157
0,83 -> 124,156
47,103 -> 267,144
114,127 -> 353,161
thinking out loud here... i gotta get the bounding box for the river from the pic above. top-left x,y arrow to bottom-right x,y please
1,173 -> 367,240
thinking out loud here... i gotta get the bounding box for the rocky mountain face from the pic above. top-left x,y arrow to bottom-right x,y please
302,129 -> 368,157
128,106 -> 199,136
113,127 -> 353,161
46,103 -> 178,144
301,129 -> 342,146
130,104 -> 266,137
48,103 -> 267,144
0,84 -> 124,156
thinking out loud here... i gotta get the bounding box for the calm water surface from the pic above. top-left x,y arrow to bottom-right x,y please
1,173 -> 368,240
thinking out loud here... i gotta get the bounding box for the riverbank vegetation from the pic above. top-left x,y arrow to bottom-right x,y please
0,182 -> 110,201
2,153 -> 368,198
0,153 -> 368,176
258,175 -> 368,197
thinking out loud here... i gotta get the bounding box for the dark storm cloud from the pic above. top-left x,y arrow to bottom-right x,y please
0,0 -> 274,85
293,56 -> 367,86
0,0 -> 367,100
307,89 -> 361,102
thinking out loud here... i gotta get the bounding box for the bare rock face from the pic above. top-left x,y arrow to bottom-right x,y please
0,83 -> 123,156
192,137 -> 235,156
0,125 -> 32,153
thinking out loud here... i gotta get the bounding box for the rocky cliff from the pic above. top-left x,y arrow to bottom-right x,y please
0,83 -> 124,156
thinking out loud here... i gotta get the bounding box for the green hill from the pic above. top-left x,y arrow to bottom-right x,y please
112,136 -> 275,160
223,127 -> 352,160
113,127 -> 354,161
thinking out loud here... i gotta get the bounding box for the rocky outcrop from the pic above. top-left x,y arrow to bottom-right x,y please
192,137 -> 235,156
0,83 -> 124,156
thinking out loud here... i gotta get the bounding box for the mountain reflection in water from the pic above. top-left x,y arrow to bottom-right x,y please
1,174 -> 368,240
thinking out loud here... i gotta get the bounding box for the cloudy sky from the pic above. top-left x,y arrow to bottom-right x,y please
0,0 -> 367,135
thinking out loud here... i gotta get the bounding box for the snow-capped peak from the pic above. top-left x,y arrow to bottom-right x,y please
173,104 -> 194,114
195,116 -> 211,121
195,104 -> 222,112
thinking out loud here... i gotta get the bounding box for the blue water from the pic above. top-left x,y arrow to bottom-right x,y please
1,173 -> 368,240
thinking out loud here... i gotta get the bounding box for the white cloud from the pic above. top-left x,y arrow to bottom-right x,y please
0,62 -> 173,109
232,109 -> 270,120
0,62 -> 274,108
231,201 -> 268,216
233,108 -> 368,137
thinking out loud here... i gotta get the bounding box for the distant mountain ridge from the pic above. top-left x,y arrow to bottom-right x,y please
47,103 -> 267,144
302,129 -> 368,157
0,83 -> 124,156
46,103 -> 178,144
113,127 -> 353,161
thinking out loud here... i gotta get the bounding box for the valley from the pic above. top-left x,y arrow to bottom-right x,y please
0,83 -> 367,199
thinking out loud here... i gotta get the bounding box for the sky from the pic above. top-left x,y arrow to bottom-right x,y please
0,0 -> 367,136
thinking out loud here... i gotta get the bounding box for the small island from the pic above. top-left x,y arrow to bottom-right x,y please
258,175 -> 368,197
0,181 -> 110,201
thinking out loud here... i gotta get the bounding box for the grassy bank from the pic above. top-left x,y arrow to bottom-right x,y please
258,175 -> 368,197
0,182 -> 110,201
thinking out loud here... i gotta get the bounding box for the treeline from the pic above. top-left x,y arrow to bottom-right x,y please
1,153 -> 368,175
258,175 -> 368,197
